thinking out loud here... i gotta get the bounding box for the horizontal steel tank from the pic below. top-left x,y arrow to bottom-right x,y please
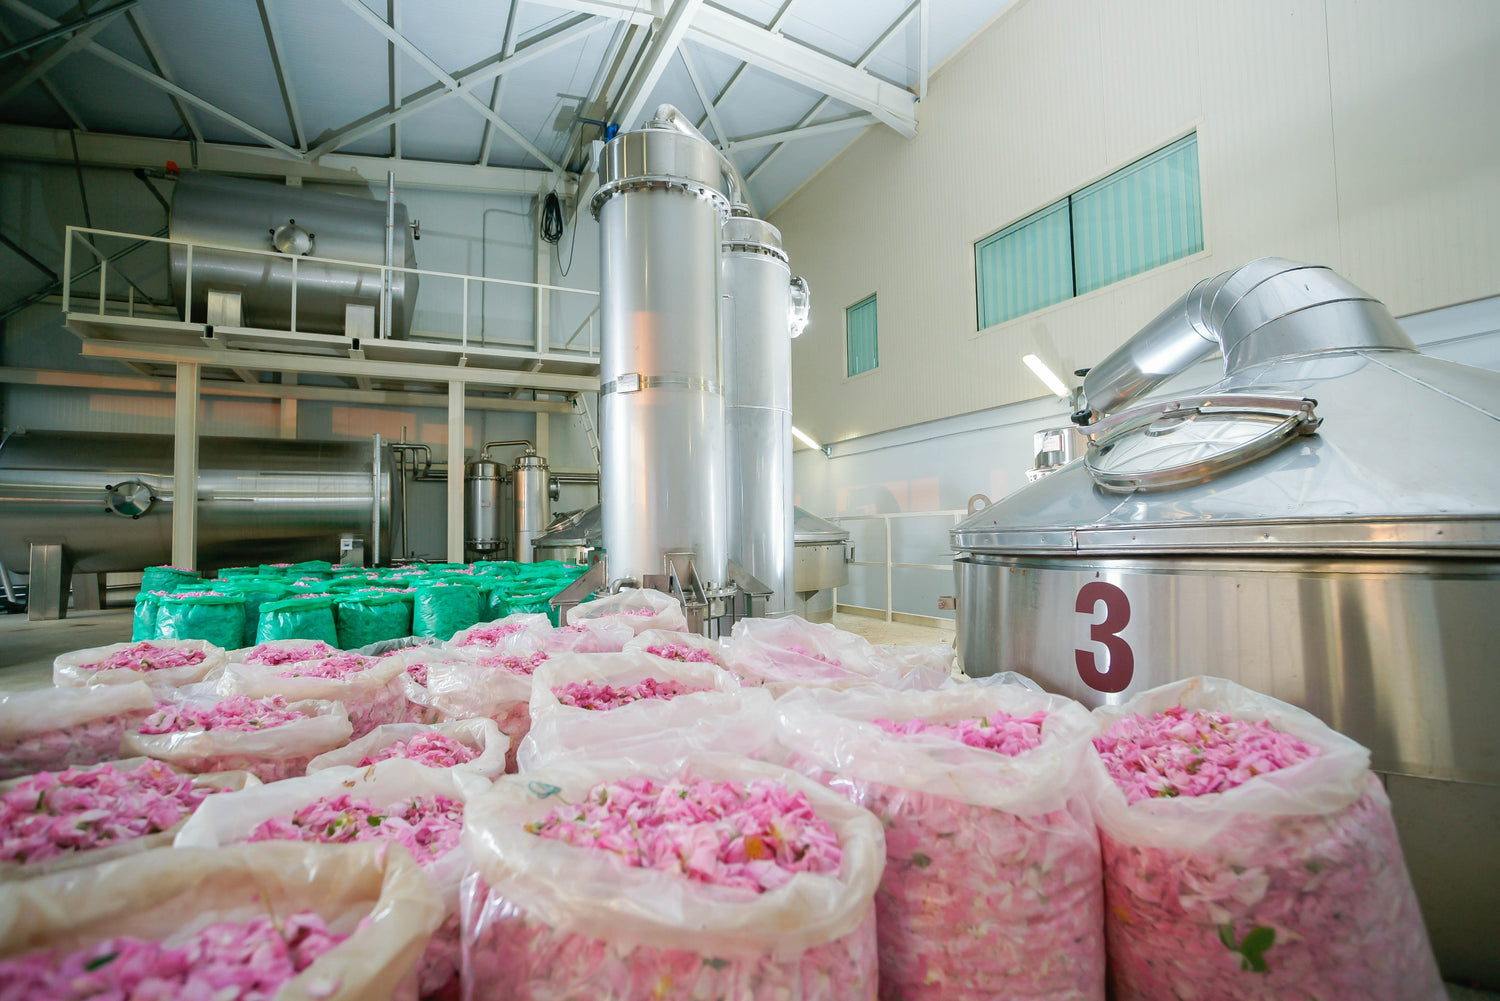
950,259 -> 1500,985
169,173 -> 418,338
0,431 -> 398,573
592,111 -> 731,589
723,215 -> 797,614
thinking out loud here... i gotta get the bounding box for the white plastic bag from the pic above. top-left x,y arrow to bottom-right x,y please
307,719 -> 509,781
622,628 -> 725,666
564,588 -> 688,635
444,613 -> 553,651
725,616 -> 945,693
0,757 -> 257,881
404,657 -> 536,773
0,681 -> 156,779
0,840 -> 442,1001
1088,676 -> 1443,1001
461,750 -> 884,1000
210,651 -> 409,738
867,642 -> 957,685
176,763 -> 488,1000
122,686 -> 353,783
776,683 -> 1103,1001
519,651 -> 774,771
527,618 -> 634,654
53,639 -> 225,692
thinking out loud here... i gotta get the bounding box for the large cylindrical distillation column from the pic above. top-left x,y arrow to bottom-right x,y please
592,118 -> 731,589
722,216 -> 798,613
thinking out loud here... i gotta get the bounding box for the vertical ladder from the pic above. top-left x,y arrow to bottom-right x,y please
573,393 -> 601,470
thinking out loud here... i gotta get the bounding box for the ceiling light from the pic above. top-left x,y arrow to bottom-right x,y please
791,425 -> 821,450
1022,354 -> 1071,398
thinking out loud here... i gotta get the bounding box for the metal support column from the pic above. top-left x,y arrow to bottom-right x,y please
171,361 -> 200,570
279,372 -> 298,438
447,379 -> 466,563
534,197 -> 551,353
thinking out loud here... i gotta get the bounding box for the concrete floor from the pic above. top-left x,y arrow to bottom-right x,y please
0,604 -> 1493,998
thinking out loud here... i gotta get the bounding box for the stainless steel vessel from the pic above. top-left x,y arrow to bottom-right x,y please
951,259 -> 1500,984
512,450 -> 551,564
0,430 -> 398,574
792,506 -> 851,623
723,215 -> 798,614
531,505 -> 602,565
592,110 -> 732,589
465,458 -> 506,555
169,173 -> 418,338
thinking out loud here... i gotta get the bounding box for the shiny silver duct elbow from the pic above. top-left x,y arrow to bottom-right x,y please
649,103 -> 754,216
1075,258 -> 1416,423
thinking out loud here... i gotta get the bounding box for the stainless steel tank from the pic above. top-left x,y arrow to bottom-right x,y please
722,215 -> 797,613
950,258 -> 1500,985
0,431 -> 398,573
511,450 -> 551,564
591,111 -> 731,588
465,459 -> 506,555
169,173 -> 418,338
792,507 -> 851,623
531,504 -> 602,565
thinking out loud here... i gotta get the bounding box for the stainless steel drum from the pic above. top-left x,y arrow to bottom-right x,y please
723,215 -> 797,613
0,430 -> 398,573
951,259 -> 1500,985
170,173 -> 418,338
465,459 -> 506,555
511,450 -> 551,564
592,115 -> 731,590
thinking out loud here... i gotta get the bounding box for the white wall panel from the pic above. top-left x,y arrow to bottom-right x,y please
773,0 -> 1500,448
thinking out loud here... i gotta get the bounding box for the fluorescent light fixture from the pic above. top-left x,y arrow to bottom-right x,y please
1022,354 -> 1071,398
791,425 -> 821,450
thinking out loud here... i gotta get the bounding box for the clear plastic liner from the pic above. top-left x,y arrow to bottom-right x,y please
564,588 -> 689,635
209,652 -> 409,739
53,639 -> 226,693
0,682 -> 156,779
307,719 -> 509,781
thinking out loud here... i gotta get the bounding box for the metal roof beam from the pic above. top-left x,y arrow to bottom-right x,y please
610,0 -> 703,132
0,0 -> 301,157
525,0 -> 654,25
686,5 -> 916,137
476,0 -> 522,166
307,14 -> 602,162
0,124 -> 557,195
0,8 -> 125,108
724,113 -> 873,152
122,8 -> 203,143
336,0 -> 560,171
256,0 -> 304,149
0,0 -> 134,59
687,0 -> 798,137
677,45 -> 724,145
0,19 -> 87,130
747,0 -> 917,183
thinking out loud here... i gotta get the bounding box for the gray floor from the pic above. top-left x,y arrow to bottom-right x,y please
0,604 -> 1495,997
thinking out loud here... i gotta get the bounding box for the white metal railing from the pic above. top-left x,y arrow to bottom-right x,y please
830,509 -> 966,622
60,225 -> 600,355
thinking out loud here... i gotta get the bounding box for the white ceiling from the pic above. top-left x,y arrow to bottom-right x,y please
0,0 -> 1013,212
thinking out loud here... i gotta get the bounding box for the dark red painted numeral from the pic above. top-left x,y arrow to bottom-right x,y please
1075,581 -> 1134,693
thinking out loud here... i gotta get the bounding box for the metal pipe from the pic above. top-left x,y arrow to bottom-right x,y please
480,439 -> 533,459
1077,258 -> 1417,423
0,563 -> 17,604
371,432 -> 383,566
650,103 -> 754,215
382,170 -> 395,339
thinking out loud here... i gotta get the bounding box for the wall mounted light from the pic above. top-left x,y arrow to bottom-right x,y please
791,425 -> 821,450
1022,354 -> 1071,398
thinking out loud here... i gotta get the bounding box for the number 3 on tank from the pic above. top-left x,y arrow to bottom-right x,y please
1075,581 -> 1134,693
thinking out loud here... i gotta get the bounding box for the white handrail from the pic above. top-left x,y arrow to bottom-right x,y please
830,509 -> 965,622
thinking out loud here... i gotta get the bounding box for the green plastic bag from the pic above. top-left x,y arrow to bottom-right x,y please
500,584 -> 563,625
132,590 -> 165,641
256,595 -> 339,647
412,582 -> 481,641
140,565 -> 201,595
154,590 -> 245,650
215,579 -> 292,647
290,560 -> 334,578
334,589 -> 415,649
215,566 -> 264,580
471,577 -> 507,622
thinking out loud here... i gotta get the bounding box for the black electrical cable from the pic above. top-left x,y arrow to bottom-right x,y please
540,191 -> 564,245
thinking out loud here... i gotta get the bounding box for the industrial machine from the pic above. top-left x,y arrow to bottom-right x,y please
950,258 -> 1500,984
462,442 -> 555,563
169,173 -> 419,338
0,430 -> 397,618
791,507 -> 852,622
582,106 -> 782,630
531,506 -> 602,566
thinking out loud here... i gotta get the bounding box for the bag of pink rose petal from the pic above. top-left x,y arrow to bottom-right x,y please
775,682 -> 1104,1001
209,649 -> 409,738
563,587 -> 688,635
0,840 -> 442,1001
460,750 -> 885,1001
517,651 -> 774,771
1088,676 -> 1443,1001
724,616 -> 949,694
175,761 -> 488,1001
0,682 -> 156,779
306,718 -> 509,781
53,639 -> 225,693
